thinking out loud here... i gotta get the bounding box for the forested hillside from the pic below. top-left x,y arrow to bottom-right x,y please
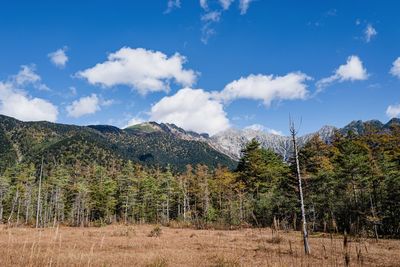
0,114 -> 399,238
0,115 -> 236,172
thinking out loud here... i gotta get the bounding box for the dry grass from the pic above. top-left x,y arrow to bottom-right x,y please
0,224 -> 399,266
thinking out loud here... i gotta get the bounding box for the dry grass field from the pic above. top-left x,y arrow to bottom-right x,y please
0,224 -> 399,267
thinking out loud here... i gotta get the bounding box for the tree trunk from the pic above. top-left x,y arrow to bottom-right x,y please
36,157 -> 44,228
8,189 -> 18,224
290,121 -> 311,255
125,194 -> 128,224
0,193 -> 3,222
369,194 -> 379,241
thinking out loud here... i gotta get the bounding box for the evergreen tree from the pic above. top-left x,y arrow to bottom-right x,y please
89,165 -> 117,223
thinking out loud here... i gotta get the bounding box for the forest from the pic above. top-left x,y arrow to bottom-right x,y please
0,124 -> 399,240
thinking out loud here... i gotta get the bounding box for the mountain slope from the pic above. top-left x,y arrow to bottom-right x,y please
209,125 -> 337,160
210,119 -> 400,160
0,115 -> 236,172
1,114 -> 398,173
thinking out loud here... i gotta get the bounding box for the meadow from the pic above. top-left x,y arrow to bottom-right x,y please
0,224 -> 399,267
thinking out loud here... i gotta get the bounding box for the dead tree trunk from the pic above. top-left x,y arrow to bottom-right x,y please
369,195 -> 379,241
290,119 -> 311,255
36,157 -> 44,228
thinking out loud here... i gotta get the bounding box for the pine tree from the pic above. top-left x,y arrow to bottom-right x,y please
0,167 -> 12,222
158,165 -> 174,223
89,165 -> 117,224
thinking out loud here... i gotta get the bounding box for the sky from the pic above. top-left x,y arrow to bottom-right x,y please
1,0 -> 400,136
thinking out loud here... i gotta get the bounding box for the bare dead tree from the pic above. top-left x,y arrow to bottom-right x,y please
369,195 -> 379,242
36,157 -> 44,228
289,117 -> 310,255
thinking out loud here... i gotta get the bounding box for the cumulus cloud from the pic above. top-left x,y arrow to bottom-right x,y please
215,72 -> 311,106
48,47 -> 68,68
316,55 -> 368,90
13,65 -> 41,85
364,24 -> 377,43
0,67 -> 58,122
10,65 -> 50,91
386,104 -> 400,118
77,47 -> 198,95
150,88 -> 230,135
390,57 -> 400,79
239,0 -> 253,14
66,94 -> 112,118
147,72 -> 309,135
0,83 -> 58,122
331,56 -> 368,80
244,124 -> 283,135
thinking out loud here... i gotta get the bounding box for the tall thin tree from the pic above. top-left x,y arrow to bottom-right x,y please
36,157 -> 44,228
289,118 -> 310,255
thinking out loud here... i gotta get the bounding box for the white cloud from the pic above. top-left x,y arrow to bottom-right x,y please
0,82 -> 58,122
66,94 -> 101,118
11,65 -> 51,91
13,65 -> 41,85
69,86 -> 77,96
77,47 -> 198,95
201,11 -> 221,22
123,117 -> 145,128
333,56 -> 368,80
390,57 -> 400,79
201,24 -> 217,44
150,88 -> 230,135
219,0 -> 234,10
165,0 -> 181,13
101,98 -> 114,107
66,94 -> 113,118
267,128 -> 283,136
364,24 -> 377,43
200,11 -> 221,44
239,0 -> 253,15
198,0 -> 253,44
245,124 -> 266,131
48,47 -> 68,68
200,0 -> 208,10
232,114 -> 255,121
244,124 -> 283,135
386,104 -> 400,118
216,72 -> 311,106
0,66 -> 58,122
316,55 -> 368,90
0,86 -> 58,122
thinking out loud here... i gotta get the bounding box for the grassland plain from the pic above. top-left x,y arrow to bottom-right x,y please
0,224 -> 399,267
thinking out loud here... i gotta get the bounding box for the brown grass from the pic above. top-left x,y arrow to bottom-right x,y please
0,224 -> 399,266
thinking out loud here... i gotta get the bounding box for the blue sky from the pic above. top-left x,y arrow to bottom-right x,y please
1,0 -> 400,136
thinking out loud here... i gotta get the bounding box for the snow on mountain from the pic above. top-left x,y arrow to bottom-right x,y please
209,125 -> 337,160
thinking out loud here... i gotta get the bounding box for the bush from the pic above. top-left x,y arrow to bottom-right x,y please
148,226 -> 162,237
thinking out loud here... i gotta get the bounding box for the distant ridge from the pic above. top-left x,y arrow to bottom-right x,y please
1,114 -> 399,172
0,115 -> 235,171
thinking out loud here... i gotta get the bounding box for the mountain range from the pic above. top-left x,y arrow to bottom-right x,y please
0,114 -> 399,171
